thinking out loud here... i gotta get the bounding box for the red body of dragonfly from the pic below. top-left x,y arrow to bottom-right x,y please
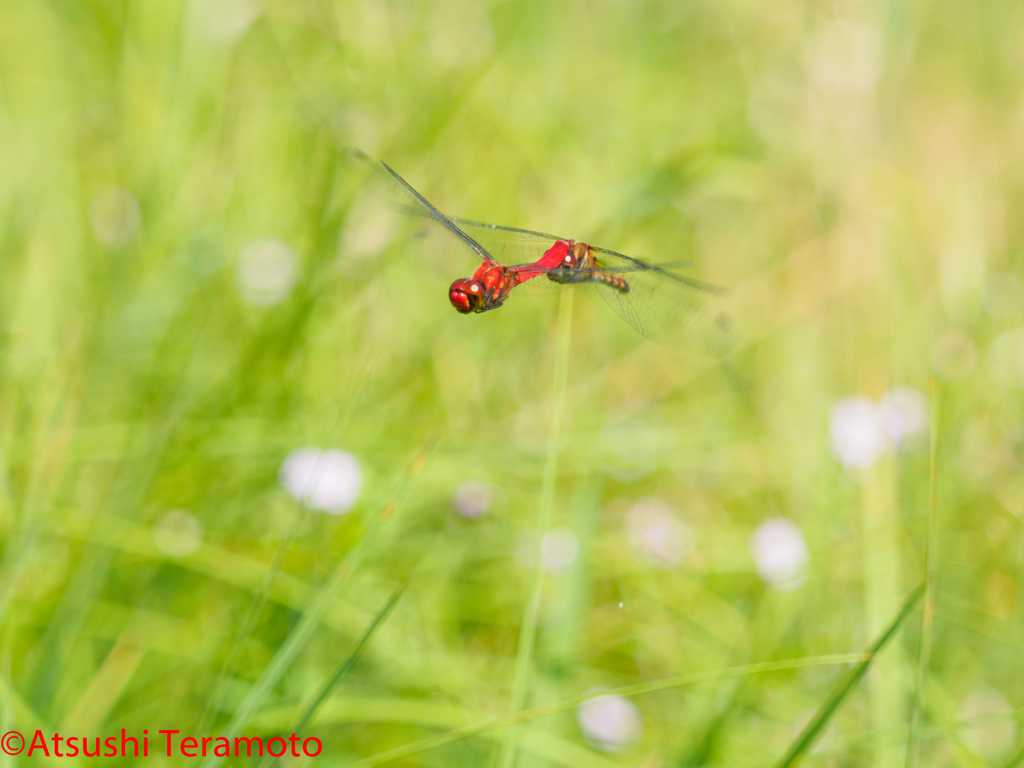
449,240 -> 628,314
344,148 -> 732,352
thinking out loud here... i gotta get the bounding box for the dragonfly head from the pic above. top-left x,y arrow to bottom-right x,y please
449,278 -> 485,314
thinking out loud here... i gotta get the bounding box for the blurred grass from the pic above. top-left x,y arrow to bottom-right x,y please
906,378 -> 941,768
1,0 -> 1023,766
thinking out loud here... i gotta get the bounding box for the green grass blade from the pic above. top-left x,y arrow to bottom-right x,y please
197,363 -> 376,732
346,653 -> 866,767
499,287 -> 574,768
260,583 -> 406,768
293,581 -> 407,735
905,378 -> 940,768
1002,744 -> 1024,768
198,445 -> 430,768
773,583 -> 925,768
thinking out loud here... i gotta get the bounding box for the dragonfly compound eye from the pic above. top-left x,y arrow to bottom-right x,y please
449,278 -> 484,314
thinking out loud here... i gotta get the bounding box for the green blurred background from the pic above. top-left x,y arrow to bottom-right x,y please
0,0 -> 1022,765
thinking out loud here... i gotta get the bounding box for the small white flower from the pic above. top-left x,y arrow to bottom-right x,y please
958,686 -> 1016,760
237,238 -> 299,306
541,528 -> 579,572
90,187 -> 141,246
517,528 -> 580,573
830,397 -> 890,468
625,497 -> 689,568
751,518 -> 808,589
881,388 -> 928,447
279,448 -> 361,515
452,480 -> 492,518
152,510 -> 204,557
932,330 -> 977,380
577,692 -> 642,752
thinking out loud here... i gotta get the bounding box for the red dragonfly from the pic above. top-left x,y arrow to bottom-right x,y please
344,148 -> 732,352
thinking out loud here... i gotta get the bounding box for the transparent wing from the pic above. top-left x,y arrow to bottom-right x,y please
453,220 -> 734,353
339,148 -> 494,274
588,255 -> 734,354
449,218 -> 565,267
341,151 -> 733,353
452,219 -> 692,275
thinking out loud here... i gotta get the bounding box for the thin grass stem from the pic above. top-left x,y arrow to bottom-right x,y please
1003,745 -> 1024,768
498,288 -> 574,768
905,377 -> 940,768
198,443 -> 430,768
261,583 -> 406,768
197,362 -> 376,733
346,653 -> 867,768
773,583 -> 925,768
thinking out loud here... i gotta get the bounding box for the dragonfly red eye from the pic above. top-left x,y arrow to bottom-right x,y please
449,278 -> 484,314
562,253 -> 576,267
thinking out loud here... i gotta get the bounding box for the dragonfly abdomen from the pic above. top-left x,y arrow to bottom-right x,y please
591,271 -> 629,293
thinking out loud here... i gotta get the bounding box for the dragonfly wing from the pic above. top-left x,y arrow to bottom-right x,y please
448,217 -> 566,267
584,253 -> 735,354
452,218 -> 734,343
340,148 -> 494,274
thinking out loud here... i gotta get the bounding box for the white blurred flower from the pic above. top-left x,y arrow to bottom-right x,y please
932,330 -> 977,380
541,528 -> 579,572
958,686 -> 1016,760
190,0 -> 261,42
237,238 -> 299,306
625,497 -> 689,568
830,397 -> 890,468
452,480 -> 492,518
279,448 -> 361,515
577,691 -> 642,752
152,510 -> 204,557
517,527 -> 580,573
90,187 -> 141,246
751,518 -> 808,589
985,272 -> 1024,319
881,388 -> 928,447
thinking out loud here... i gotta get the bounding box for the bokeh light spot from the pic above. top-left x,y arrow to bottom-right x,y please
237,238 -> 299,306
751,518 -> 808,589
625,497 -> 689,568
452,480 -> 492,518
540,528 -> 579,572
577,692 -> 642,752
279,448 -> 362,515
830,396 -> 889,468
152,510 -> 204,558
